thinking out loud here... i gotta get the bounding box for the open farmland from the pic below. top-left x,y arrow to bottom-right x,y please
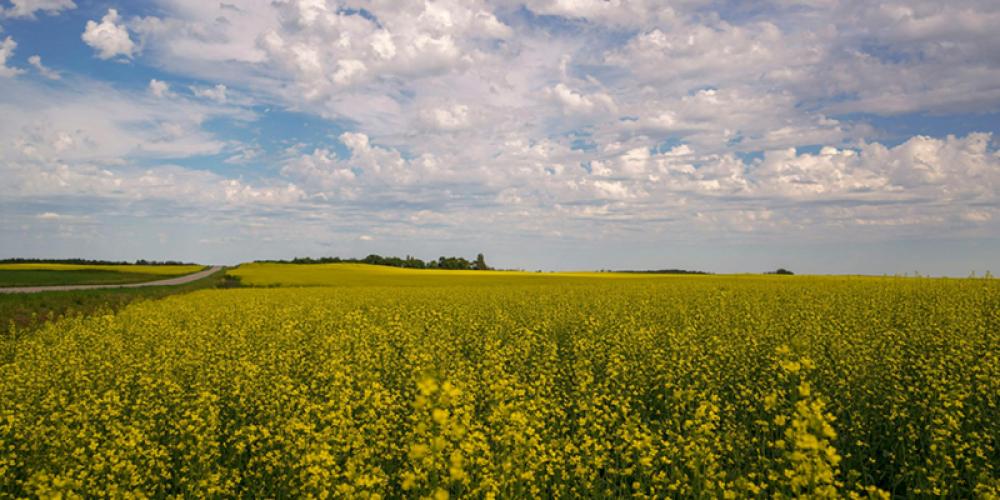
0,268 -> 231,331
0,269 -> 171,288
0,264 -> 205,276
229,262 -> 847,287
2,267 -> 999,499
228,262 -> 660,287
0,264 -> 206,288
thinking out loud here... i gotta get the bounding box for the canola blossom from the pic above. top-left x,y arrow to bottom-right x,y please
2,276 -> 999,499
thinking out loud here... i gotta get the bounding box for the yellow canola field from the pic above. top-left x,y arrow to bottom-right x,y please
3,276 -> 1000,499
229,262 -> 884,287
230,262 -> 601,287
0,264 -> 205,276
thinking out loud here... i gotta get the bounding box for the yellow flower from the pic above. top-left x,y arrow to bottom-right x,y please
432,409 -> 450,425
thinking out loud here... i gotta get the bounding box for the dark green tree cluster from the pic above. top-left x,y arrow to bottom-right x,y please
134,260 -> 200,266
616,269 -> 712,275
765,268 -> 795,275
258,253 -> 492,271
431,256 -> 472,270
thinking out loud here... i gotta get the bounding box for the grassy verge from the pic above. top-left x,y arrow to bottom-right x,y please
1,268 -> 240,333
0,269 -> 175,287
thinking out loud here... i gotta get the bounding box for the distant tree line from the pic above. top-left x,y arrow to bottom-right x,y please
0,258 -> 199,266
257,253 -> 492,271
613,269 -> 713,275
764,268 -> 795,275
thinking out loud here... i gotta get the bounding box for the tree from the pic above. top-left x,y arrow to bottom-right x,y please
775,268 -> 794,275
475,253 -> 489,271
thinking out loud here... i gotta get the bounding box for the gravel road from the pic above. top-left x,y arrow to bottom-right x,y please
0,266 -> 224,294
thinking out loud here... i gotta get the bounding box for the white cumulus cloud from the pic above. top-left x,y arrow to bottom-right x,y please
543,83 -> 617,115
82,9 -> 136,60
0,36 -> 25,77
2,0 -> 75,19
420,104 -> 472,131
192,84 -> 227,103
149,79 -> 171,97
28,55 -> 59,79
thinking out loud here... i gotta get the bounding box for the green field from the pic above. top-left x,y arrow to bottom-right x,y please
0,268 -> 236,331
0,269 -> 173,287
0,264 -> 206,288
0,264 -> 204,276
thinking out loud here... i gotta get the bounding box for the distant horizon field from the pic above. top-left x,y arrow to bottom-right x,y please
228,262 -> 934,288
0,264 -> 208,289
0,264 -> 205,276
230,262 -> 726,287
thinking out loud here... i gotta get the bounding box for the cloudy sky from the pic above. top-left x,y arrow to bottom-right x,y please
1,0 -> 998,274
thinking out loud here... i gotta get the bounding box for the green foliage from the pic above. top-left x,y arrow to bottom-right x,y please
256,253 -> 494,271
765,268 -> 795,275
475,253 -> 489,271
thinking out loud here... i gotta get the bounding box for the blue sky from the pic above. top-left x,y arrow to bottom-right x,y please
1,0 -> 999,274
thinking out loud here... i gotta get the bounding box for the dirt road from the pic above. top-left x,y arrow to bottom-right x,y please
0,266 -> 224,294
